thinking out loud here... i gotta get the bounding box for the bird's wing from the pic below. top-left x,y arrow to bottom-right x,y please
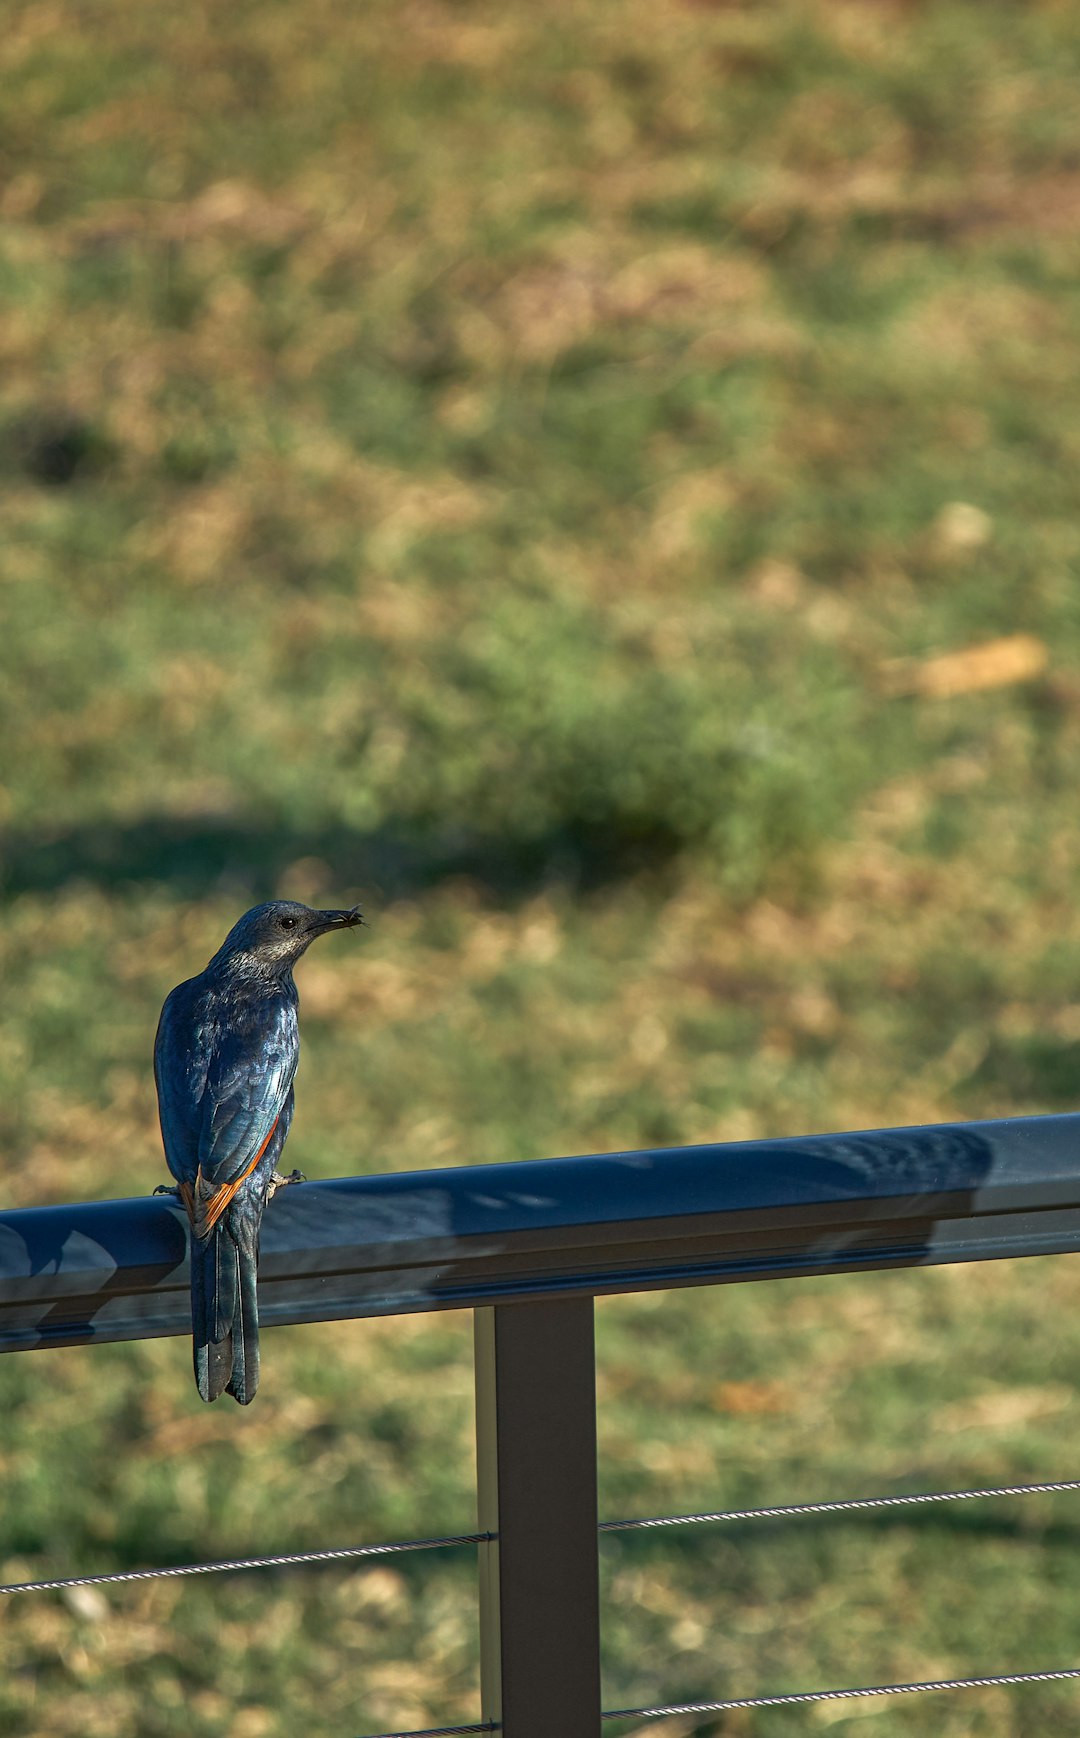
155,979 -> 211,1185
190,1001 -> 299,1239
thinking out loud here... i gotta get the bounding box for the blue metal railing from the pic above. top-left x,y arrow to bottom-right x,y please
4,1112 -> 1080,1735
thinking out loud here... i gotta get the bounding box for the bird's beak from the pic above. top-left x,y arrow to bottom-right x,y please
314,905 -> 366,932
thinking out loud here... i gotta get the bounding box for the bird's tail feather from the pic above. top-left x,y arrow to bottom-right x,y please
191,1224 -> 260,1405
227,1237 -> 261,1405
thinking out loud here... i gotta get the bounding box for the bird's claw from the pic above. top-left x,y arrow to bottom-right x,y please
153,1183 -> 181,1198
268,1168 -> 306,1199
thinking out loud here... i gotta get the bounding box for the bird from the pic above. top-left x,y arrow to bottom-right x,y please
154,900 -> 364,1404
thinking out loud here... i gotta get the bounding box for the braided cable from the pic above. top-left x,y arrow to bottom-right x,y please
601,1477 -> 1080,1534
604,1666 -> 1080,1721
0,1532 -> 490,1597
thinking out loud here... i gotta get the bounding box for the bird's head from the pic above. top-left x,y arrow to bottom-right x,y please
210,900 -> 365,976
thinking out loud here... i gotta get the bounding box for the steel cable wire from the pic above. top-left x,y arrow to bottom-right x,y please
0,1532 -> 491,1597
604,1666 -> 1080,1721
359,1724 -> 496,1737
600,1476 -> 1080,1534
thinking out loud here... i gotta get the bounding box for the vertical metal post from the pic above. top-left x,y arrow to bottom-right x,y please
475,1298 -> 602,1738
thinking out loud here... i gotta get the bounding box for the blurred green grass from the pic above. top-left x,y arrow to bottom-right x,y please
5,0 -> 1080,1732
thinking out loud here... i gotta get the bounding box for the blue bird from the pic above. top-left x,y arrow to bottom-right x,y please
154,900 -> 364,1404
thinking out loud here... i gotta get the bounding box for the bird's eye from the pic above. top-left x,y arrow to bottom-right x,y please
279,916 -> 299,930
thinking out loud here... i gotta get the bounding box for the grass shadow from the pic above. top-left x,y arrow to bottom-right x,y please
962,1038 -> 1080,1107
0,812 -> 684,910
